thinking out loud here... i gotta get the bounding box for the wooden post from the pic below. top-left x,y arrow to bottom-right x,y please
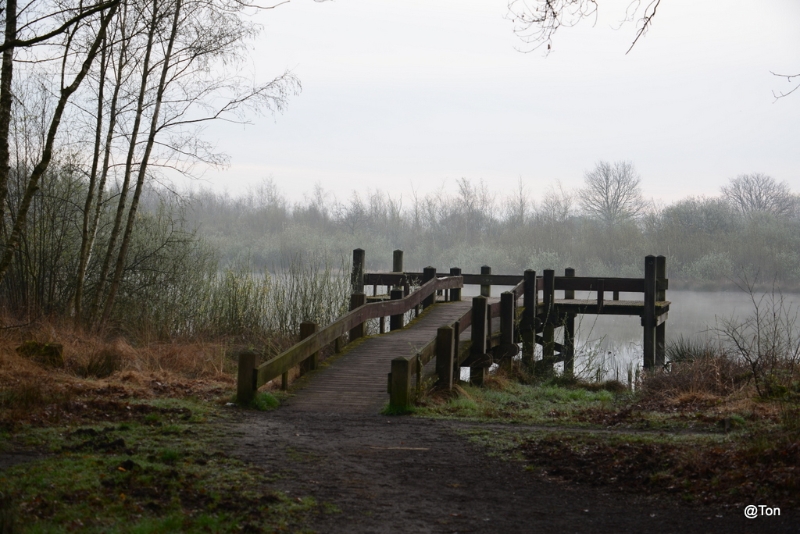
450,267 -> 462,301
500,291 -> 514,347
379,316 -> 386,334
349,292 -> 366,341
236,350 -> 257,405
480,265 -> 491,297
435,326 -> 455,390
389,356 -> 413,411
643,255 -> 657,371
470,296 -> 488,386
656,255 -> 667,368
453,321 -> 461,383
299,321 -> 319,375
596,279 -> 605,312
422,266 -> 436,308
564,268 -> 575,376
521,269 -> 537,368
390,288 -> 404,330
542,270 -> 556,369
351,248 -> 365,293
392,249 -> 403,273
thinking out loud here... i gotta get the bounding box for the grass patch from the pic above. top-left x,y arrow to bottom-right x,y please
0,399 -> 320,532
251,391 -> 280,411
415,380 -> 630,426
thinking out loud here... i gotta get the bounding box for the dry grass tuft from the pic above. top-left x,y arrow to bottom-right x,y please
0,318 -> 251,426
641,352 -> 750,399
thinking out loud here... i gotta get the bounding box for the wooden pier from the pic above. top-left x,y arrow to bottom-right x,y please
236,249 -> 670,412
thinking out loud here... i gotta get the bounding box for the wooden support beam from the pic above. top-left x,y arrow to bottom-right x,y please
435,326 -> 455,390
349,292 -> 366,341
299,321 -> 319,375
351,248 -> 365,293
480,265 -> 492,297
390,289 -> 404,331
450,267 -> 462,301
643,255 -> 657,370
236,350 -> 257,405
470,296 -> 488,386
564,268 -> 575,376
392,249 -> 404,273
596,279 -> 605,312
656,255 -> 667,367
501,291 -> 515,347
522,269 -> 537,368
389,356 -> 413,411
422,266 -> 436,308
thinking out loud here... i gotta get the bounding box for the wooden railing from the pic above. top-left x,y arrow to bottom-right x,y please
388,286 -> 525,411
236,274 -> 464,404
237,249 -> 670,410
387,255 -> 670,410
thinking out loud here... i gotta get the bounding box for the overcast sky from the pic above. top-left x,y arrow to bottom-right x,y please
190,0 -> 800,206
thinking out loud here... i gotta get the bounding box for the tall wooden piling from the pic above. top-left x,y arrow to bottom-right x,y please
521,269 -> 537,367
390,356 -> 413,411
299,321 -> 319,376
656,255 -> 667,368
480,265 -> 491,297
450,267 -> 462,301
563,268 -> 575,376
643,255 -> 657,370
435,326 -> 455,389
349,292 -> 366,341
470,296 -> 488,386
422,266 -> 437,308
351,248 -> 365,293
236,350 -> 257,405
392,249 -> 403,273
390,289 -> 404,331
542,270 -> 556,367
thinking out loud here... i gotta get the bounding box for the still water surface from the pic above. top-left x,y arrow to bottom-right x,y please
458,285 -> 800,381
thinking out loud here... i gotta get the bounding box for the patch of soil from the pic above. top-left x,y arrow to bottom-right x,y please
226,408 -> 799,533
520,434 -> 800,509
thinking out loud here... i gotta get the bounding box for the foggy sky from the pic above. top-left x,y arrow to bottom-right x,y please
189,0 -> 800,205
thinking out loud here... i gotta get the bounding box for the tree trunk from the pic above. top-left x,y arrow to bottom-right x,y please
88,0 -> 158,326
0,5 -> 118,285
0,0 -> 18,232
99,0 -> 183,326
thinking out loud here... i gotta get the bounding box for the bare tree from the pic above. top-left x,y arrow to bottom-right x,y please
721,173 -> 796,218
0,2 -> 119,285
538,180 -> 573,224
507,0 -> 660,54
579,160 -> 643,224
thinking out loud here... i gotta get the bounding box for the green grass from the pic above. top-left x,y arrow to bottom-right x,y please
415,381 -> 625,425
0,400 -> 319,533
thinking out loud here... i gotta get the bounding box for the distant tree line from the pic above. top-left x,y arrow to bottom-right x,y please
184,163 -> 800,288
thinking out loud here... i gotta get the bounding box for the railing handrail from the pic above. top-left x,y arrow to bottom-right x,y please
251,275 -> 464,390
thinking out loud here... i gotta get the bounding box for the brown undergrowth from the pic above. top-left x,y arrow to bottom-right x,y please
0,317 -> 303,428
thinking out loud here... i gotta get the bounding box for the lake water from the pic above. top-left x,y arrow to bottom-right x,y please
457,285 -> 800,383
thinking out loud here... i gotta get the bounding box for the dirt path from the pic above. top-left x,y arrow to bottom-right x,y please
226,408 -> 797,533
223,302 -> 797,533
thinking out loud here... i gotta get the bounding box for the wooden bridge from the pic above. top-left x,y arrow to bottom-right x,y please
237,250 -> 670,411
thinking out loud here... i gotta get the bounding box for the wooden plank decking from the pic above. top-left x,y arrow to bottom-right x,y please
282,300 -> 474,414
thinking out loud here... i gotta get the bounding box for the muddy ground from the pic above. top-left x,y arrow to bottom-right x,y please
225,408 -> 799,534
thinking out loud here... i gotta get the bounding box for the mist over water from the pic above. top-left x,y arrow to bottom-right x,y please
459,284 -> 800,381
